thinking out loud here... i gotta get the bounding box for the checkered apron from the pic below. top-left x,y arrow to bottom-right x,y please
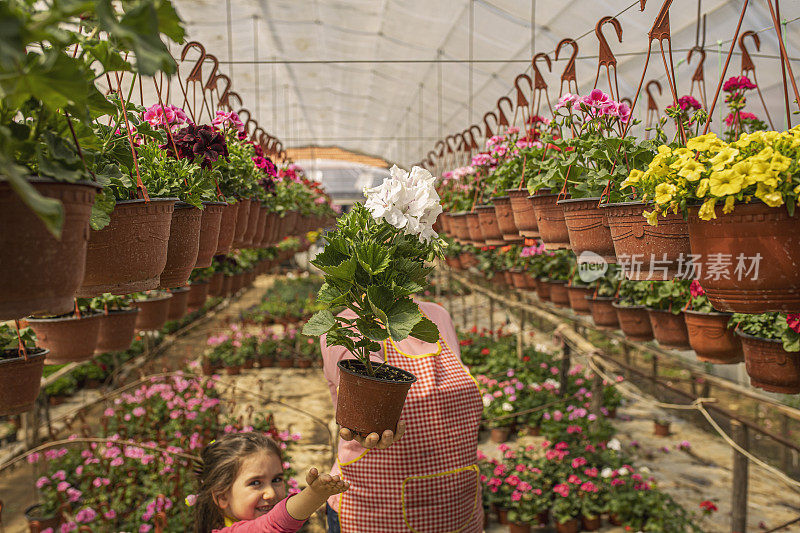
337,336 -> 484,532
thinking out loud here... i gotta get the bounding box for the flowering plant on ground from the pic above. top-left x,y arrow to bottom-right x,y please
622,127 -> 800,225
731,312 -> 800,352
477,373 -> 525,429
303,166 -> 444,377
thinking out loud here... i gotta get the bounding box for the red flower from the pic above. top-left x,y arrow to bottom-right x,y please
480,348 -> 490,356
786,313 -> 800,334
690,280 -> 705,298
699,500 -> 718,513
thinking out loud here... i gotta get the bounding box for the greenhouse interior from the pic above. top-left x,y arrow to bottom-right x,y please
3,0 -> 800,532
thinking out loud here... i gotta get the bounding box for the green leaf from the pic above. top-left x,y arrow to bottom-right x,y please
356,242 -> 391,275
386,298 -> 421,341
325,257 -> 356,281
316,282 -> 347,307
409,316 -> 439,343
302,310 -> 336,337
356,317 -> 389,342
366,285 -> 392,325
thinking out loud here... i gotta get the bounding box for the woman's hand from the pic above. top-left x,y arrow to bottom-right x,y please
339,421 -> 406,450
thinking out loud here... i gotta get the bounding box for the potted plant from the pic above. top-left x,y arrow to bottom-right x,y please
642,280 -> 691,350
166,286 -> 191,322
653,418 -> 671,436
303,165 -> 442,436
187,268 -> 213,312
27,300 -> 102,364
238,333 -> 259,370
613,281 -> 654,341
586,266 -> 620,329
481,386 -> 517,444
551,482 -> 581,533
0,0 -> 183,318
732,312 -> 800,393
566,272 -> 593,316
132,291 -> 173,332
89,294 -> 139,354
542,250 -> 574,308
684,280 -> 743,364
0,324 -> 47,416
257,332 -> 279,368
43,367 -> 78,405
295,334 -> 320,369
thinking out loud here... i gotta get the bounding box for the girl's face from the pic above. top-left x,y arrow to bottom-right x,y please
216,451 -> 286,521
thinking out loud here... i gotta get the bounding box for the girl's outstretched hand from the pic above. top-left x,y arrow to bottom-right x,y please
339,420 -> 406,450
306,467 -> 350,497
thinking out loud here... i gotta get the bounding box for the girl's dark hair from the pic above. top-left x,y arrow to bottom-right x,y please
193,432 -> 283,533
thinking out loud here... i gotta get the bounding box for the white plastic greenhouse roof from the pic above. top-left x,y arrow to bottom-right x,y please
171,0 -> 800,165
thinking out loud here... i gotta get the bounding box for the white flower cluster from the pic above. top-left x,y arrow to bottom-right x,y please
363,165 -> 443,244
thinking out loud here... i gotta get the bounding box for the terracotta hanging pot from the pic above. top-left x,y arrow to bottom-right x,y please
159,203 -> 202,289
260,211 -> 278,247
95,308 -> 139,354
647,309 -> 691,350
687,202 -> 800,313
555,519 -> 579,533
603,202 -> 690,281
510,270 -> 530,290
278,358 -> 294,368
566,285 -> 593,314
439,212 -> 453,236
251,205 -> 268,248
259,354 -> 275,368
503,270 -> 515,287
450,212 -> 469,243
492,196 -> 524,243
79,198 -> 176,297
465,212 -> 484,246
336,359 -> 417,436
459,252 -> 478,269
231,272 -> 245,293
133,293 -> 173,332
208,272 -> 224,297
187,281 -> 210,312
215,202 -> 239,255
613,303 -> 654,341
548,280 -> 570,307
28,313 -> 102,364
530,190 -> 570,250
232,197 -> 252,248
476,205 -> 505,246
167,286 -> 190,321
221,275 -> 234,297
684,310 -> 743,364
282,210 -> 299,238
225,364 -> 242,375
489,426 -> 511,443
739,332 -> 800,394
653,420 -> 671,436
195,201 -> 225,268
496,508 -> 510,525
506,189 -> 539,238
0,179 -> 99,320
559,197 -> 616,262
535,278 -> 551,301
0,348 -> 47,416
587,296 -> 620,329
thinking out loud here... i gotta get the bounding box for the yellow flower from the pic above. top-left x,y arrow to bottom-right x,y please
723,195 -> 736,214
698,198 -> 717,221
755,146 -> 774,161
708,147 -> 740,171
677,159 -> 705,181
657,145 -> 672,157
622,169 -> 643,188
755,183 -> 784,207
643,209 -> 659,227
696,178 -> 710,198
687,133 -> 722,152
734,159 -> 770,187
770,153 -> 792,174
709,169 -> 744,197
654,183 -> 676,205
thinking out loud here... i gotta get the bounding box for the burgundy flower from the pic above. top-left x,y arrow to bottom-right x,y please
723,75 -> 757,93
164,124 -> 228,169
253,154 -> 278,178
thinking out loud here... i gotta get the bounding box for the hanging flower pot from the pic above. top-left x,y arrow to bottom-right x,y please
0,179 -> 99,320
476,205 -> 505,246
278,357 -> 294,368
603,202 -> 690,281
260,211 -> 278,247
510,270 -> 530,290
739,332 -> 800,394
0,348 -> 47,416
231,272 -> 245,294
95,308 -> 139,354
209,272 -> 224,297
647,309 -> 691,350
215,202 -> 239,255
28,312 -> 102,364
684,310 -> 743,364
613,303 -> 654,341
259,353 -> 275,368
653,420 -> 671,436
133,293 -> 173,332
195,201 -> 225,268
336,359 -> 417,436
465,211 -> 484,246
566,285 -> 593,315
506,189 -> 539,238
221,275 -> 234,297
687,202 -> 800,313
232,197 -> 252,248
251,205 -> 268,248
548,280 -> 570,307
439,212 -> 453,236
496,508 -> 510,525
225,363 -> 242,375
78,198 -> 176,297
535,279 -> 551,302
530,190 -> 570,250
187,281 -> 210,312
281,210 -> 300,239
167,286 -> 190,321
492,196 -> 523,243
159,203 -> 202,289
559,197 -> 616,262
450,213 -> 469,243
587,296 -> 619,329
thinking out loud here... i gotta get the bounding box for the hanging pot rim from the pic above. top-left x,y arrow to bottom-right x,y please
337,359 -> 417,385
0,347 -> 48,365
683,308 -> 733,317
27,311 -> 103,323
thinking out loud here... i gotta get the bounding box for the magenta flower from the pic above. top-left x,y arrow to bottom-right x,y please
553,483 -> 570,497
143,104 -> 175,127
66,488 -> 82,503
212,110 -> 245,133
723,75 -> 757,92
724,111 -> 759,127
787,313 -> 800,334
75,507 -> 97,523
36,476 -> 50,488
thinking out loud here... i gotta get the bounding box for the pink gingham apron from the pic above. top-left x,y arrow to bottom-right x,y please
337,335 -> 484,532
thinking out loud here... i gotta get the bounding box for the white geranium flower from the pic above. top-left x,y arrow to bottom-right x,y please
544,378 -> 560,388
600,467 -> 613,478
363,165 -> 442,244
501,402 -> 513,412
482,394 -> 493,407
607,438 -> 621,451
618,466 -> 630,476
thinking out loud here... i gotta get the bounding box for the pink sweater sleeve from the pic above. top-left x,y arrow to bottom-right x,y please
211,498 -> 305,533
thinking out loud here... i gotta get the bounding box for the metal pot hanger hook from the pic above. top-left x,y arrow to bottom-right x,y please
513,74 -> 533,126
531,52 -> 553,118
214,74 -> 233,110
555,38 -> 579,97
645,80 -> 663,139
593,16 -> 623,101
483,111 -> 498,140
468,124 -> 482,151
200,54 -> 220,122
496,96 -> 514,132
179,41 -> 207,123
687,46 -> 707,110
739,30 -> 774,129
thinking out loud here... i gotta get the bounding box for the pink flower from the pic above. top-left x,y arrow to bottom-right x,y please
678,95 -> 702,111
580,481 -> 599,493
723,75 -> 757,92
75,507 -> 97,523
142,104 -> 176,128
555,93 -> 579,110
60,522 -> 77,533
584,467 -> 599,477
567,474 -> 581,484
103,408 -> 115,417
27,452 -> 40,464
52,470 -> 66,481
36,476 -> 50,488
139,525 -> 152,533
724,111 -> 759,126
66,488 -> 82,503
104,510 -> 117,519
132,407 -> 145,417
110,457 -> 124,467
553,483 -> 570,497
571,457 -> 587,469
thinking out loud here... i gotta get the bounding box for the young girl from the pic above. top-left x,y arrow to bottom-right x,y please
194,432 -> 349,532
